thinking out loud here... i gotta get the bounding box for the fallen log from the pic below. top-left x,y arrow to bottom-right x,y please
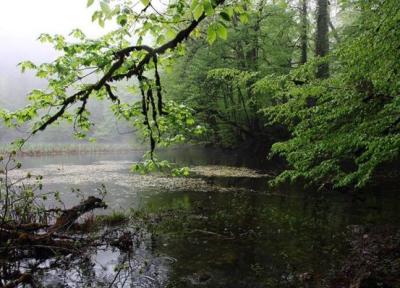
0,196 -> 107,249
49,196 -> 107,233
1,223 -> 48,232
0,196 -> 108,287
3,273 -> 35,288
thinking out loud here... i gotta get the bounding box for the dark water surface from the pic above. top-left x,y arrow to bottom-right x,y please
13,147 -> 400,287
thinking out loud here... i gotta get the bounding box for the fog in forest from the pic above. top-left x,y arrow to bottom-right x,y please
0,0 -> 139,145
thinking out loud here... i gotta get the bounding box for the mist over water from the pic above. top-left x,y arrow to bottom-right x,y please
0,0 -> 125,144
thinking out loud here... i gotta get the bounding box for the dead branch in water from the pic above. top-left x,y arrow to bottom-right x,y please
49,196 -> 107,233
0,196 -> 107,287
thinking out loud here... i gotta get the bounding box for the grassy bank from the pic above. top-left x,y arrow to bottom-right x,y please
0,142 -> 144,156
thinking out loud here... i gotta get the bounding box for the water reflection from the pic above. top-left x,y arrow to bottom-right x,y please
144,189 -> 399,287
28,227 -> 171,288
3,147 -> 399,287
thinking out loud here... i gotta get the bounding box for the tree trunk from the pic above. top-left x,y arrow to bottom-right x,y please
300,0 -> 308,65
248,0 -> 266,70
315,0 -> 329,78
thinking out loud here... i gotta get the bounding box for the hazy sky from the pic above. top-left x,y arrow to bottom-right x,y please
0,0 -> 106,73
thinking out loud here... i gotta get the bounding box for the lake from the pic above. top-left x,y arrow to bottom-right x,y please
6,147 -> 400,287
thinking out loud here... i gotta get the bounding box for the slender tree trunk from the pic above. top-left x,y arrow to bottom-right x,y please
249,0 -> 266,70
231,15 -> 248,69
315,0 -> 329,78
300,0 -> 308,65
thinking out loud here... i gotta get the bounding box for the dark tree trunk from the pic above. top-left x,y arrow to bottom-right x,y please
248,0 -> 266,70
315,0 -> 329,78
300,0 -> 308,65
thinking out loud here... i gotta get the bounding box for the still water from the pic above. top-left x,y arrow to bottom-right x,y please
11,147 -> 400,287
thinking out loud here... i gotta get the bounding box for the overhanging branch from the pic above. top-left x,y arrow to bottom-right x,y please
32,1 -> 225,135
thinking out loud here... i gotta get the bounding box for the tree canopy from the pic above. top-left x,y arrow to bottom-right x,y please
1,0 -> 399,190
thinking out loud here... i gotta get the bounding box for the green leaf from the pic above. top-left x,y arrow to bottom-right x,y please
216,24 -> 228,40
207,26 -> 217,45
99,18 -> 105,28
87,0 -> 95,7
100,1 -> 111,15
203,0 -> 214,16
116,14 -> 127,26
225,7 -> 234,17
38,33 -> 53,43
18,61 -> 37,73
92,11 -> 100,22
234,5 -> 245,14
70,28 -> 86,40
193,4 -> 204,21
186,118 -> 195,125
166,28 -> 176,40
190,0 -> 199,10
156,34 -> 166,45
113,5 -> 121,14
239,13 -> 249,24
140,0 -> 150,6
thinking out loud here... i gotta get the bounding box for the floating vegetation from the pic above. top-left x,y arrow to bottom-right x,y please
9,161 -> 266,194
190,165 -> 272,178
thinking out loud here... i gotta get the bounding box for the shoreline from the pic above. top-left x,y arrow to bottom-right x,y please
0,143 -> 143,157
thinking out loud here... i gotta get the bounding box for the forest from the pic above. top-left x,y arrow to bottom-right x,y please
0,0 -> 399,287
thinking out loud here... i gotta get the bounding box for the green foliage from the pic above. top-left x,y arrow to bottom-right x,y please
114,99 -> 206,148
0,0 -> 251,173
164,0 -> 399,189
165,2 -> 297,147
0,153 -> 60,224
262,0 -> 400,188
131,151 -> 191,177
1,0 -> 398,190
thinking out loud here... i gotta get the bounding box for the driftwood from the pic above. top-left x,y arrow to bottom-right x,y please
0,196 -> 106,251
